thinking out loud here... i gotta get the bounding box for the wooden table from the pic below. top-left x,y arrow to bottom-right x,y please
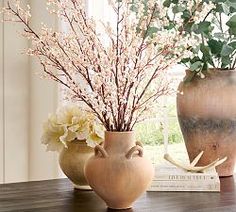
0,176 -> 235,212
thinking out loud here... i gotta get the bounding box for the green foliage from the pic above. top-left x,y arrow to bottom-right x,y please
227,14 -> 236,35
208,39 -> 223,56
135,118 -> 183,146
197,22 -> 213,35
133,0 -> 236,76
146,26 -> 158,38
190,61 -> 203,72
134,103 -> 183,146
135,121 -> 163,145
161,0 -> 236,76
163,0 -> 171,7
221,44 -> 234,56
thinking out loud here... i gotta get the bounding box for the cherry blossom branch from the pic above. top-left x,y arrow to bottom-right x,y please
2,0 -> 204,131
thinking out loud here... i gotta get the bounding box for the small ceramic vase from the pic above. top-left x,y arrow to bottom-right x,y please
85,131 -> 154,209
59,140 -> 93,190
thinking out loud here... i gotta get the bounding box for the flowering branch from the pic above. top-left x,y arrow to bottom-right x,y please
2,0 -> 204,131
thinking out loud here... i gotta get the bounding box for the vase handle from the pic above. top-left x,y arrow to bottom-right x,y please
136,141 -> 143,147
94,145 -> 108,158
126,145 -> 143,159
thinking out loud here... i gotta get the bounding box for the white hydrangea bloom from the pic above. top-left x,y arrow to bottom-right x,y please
41,105 -> 104,152
41,114 -> 68,152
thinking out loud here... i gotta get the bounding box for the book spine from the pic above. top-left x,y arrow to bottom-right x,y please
147,181 -> 220,192
154,174 -> 218,181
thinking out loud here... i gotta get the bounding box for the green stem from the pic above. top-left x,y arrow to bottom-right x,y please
219,12 -> 224,34
201,33 -> 205,46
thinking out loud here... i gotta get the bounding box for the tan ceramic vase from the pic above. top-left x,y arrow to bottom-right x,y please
84,131 -> 154,209
59,140 -> 94,190
177,69 -> 236,177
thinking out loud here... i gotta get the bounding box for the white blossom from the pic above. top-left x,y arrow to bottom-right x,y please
2,0 -> 210,131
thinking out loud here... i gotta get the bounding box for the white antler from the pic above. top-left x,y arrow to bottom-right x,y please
164,152 -> 227,173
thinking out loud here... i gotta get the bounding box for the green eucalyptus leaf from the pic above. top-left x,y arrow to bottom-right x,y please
200,44 -> 210,55
202,62 -> 208,71
184,22 -> 194,33
198,21 -> 212,34
221,56 -> 231,68
130,5 -> 138,12
230,6 -> 236,13
181,58 -> 190,63
163,0 -> 171,7
214,4 -> 224,13
226,14 -> 236,28
181,10 -> 191,20
223,8 -> 236,35
221,44 -> 234,56
173,5 -> 185,14
229,26 -> 236,35
146,26 -> 158,38
208,39 -> 224,55
190,61 -> 203,71
172,0 -> 179,4
164,22 -> 175,30
214,32 -> 226,39
228,41 -> 236,48
191,56 -> 201,63
192,24 -> 200,34
227,0 -> 236,9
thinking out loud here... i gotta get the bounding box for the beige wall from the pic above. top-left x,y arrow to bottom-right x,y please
0,0 -> 30,183
28,0 -> 60,181
0,0 -> 4,183
0,0 -> 61,183
3,10 -> 30,183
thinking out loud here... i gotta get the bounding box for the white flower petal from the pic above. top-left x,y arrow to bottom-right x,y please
41,105 -> 104,152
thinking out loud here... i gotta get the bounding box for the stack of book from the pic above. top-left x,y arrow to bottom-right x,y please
147,165 -> 220,192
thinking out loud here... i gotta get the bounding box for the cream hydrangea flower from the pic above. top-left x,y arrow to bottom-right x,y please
86,124 -> 104,147
57,105 -> 91,140
41,105 -> 104,152
41,114 -> 69,151
56,105 -> 84,125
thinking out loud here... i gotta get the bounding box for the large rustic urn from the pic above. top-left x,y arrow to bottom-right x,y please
177,69 -> 236,177
59,140 -> 93,190
84,131 -> 154,209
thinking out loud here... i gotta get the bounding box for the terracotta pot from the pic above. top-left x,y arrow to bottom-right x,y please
177,69 -> 236,177
84,131 -> 154,209
59,140 -> 93,190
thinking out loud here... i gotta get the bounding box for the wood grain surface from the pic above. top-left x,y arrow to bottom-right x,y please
0,176 -> 235,212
